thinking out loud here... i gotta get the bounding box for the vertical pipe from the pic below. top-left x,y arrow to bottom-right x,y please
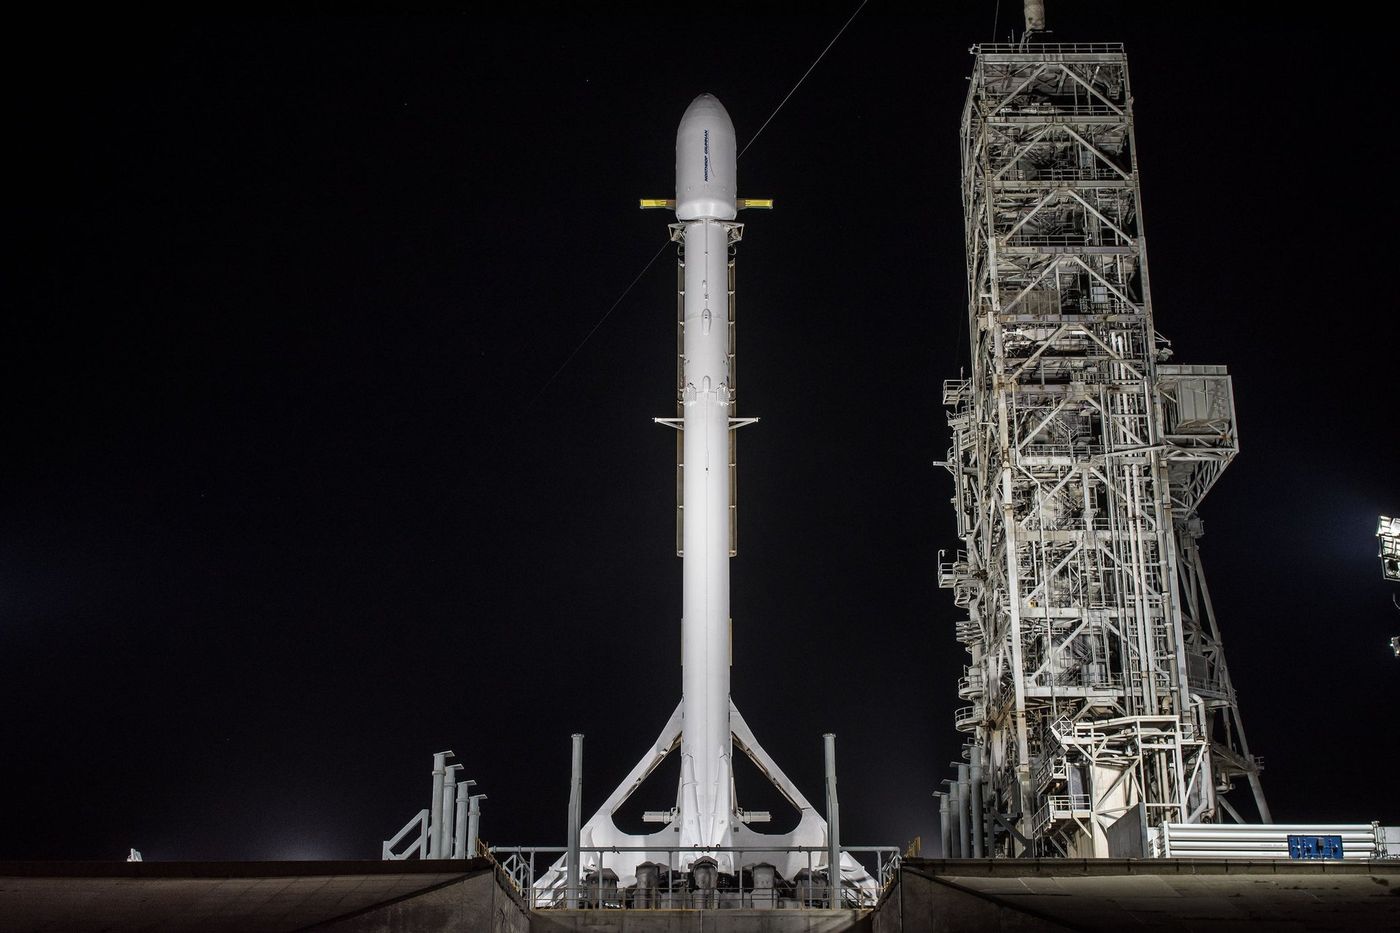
957,764 -> 972,858
453,782 -> 469,858
823,734 -> 841,907
429,751 -> 450,859
467,795 -> 483,860
970,748 -> 985,858
441,765 -> 461,861
946,781 -> 963,858
566,733 -> 583,908
936,792 -> 952,858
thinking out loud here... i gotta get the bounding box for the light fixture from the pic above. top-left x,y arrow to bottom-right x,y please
1378,516 -> 1400,582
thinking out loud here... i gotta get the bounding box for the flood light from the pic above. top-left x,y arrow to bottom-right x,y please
1378,516 -> 1400,582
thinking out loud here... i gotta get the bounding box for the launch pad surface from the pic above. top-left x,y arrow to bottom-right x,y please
877,858 -> 1400,932
4,857 -> 1397,932
0,858 -> 520,933
0,858 -> 865,931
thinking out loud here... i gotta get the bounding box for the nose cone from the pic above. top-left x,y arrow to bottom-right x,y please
675,93 -> 737,221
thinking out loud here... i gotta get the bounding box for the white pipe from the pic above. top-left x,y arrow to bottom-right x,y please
453,781 -> 469,859
936,792 -> 952,858
441,764 -> 461,861
957,764 -> 972,858
946,781 -> 963,859
824,734 -> 841,906
566,733 -> 583,907
428,751 -> 451,859
467,794 -> 484,860
970,748 -> 985,858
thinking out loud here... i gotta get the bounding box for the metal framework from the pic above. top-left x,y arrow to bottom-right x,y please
938,43 -> 1268,858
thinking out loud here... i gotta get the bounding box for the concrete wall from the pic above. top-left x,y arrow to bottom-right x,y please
319,866 -> 530,933
873,857 -> 1400,932
867,864 -> 1071,933
310,857 -> 1400,933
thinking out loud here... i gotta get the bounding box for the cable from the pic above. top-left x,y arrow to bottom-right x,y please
737,0 -> 871,160
531,237 -> 673,404
534,0 -> 869,400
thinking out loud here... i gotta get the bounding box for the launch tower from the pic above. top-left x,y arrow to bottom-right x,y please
937,40 -> 1269,858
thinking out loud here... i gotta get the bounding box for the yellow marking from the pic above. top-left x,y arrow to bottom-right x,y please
737,198 -> 773,209
639,198 -> 675,209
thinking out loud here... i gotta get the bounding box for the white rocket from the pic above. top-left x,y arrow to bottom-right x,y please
534,94 -> 870,898
674,92 -> 741,853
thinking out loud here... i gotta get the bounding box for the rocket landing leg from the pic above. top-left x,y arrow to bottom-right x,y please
531,700 -> 873,902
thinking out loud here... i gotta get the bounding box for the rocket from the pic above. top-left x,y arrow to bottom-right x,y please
674,92 -> 741,852
533,94 -> 868,898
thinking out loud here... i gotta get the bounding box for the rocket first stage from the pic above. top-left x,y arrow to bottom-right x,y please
533,94 -> 871,900
675,92 -> 740,852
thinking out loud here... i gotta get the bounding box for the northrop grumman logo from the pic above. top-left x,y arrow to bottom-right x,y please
703,129 -> 710,182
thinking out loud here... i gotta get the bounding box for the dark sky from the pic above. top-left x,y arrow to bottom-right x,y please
7,4 -> 1397,862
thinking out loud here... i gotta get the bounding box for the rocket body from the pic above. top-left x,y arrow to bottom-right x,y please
675,94 -> 737,853
529,95 -> 875,899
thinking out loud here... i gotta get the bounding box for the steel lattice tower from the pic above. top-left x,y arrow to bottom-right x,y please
937,42 -> 1269,858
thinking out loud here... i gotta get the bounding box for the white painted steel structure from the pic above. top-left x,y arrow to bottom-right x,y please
530,95 -> 872,903
938,43 -> 1268,858
382,750 -> 483,861
1378,516 -> 1400,582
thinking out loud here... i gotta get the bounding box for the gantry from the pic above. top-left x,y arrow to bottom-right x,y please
937,42 -> 1268,858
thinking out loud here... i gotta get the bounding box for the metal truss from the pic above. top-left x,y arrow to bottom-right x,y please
938,43 -> 1268,858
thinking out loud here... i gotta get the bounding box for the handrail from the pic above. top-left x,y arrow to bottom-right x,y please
382,809 -> 430,861
975,42 -> 1125,54
490,843 -> 901,911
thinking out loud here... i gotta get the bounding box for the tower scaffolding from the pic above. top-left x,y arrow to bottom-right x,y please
938,41 -> 1268,858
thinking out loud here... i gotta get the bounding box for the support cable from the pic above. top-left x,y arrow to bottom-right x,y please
531,238 -> 671,403
532,0 -> 870,400
738,0 -> 871,161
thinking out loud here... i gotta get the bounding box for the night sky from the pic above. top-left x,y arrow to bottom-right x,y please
8,5 -> 1397,862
